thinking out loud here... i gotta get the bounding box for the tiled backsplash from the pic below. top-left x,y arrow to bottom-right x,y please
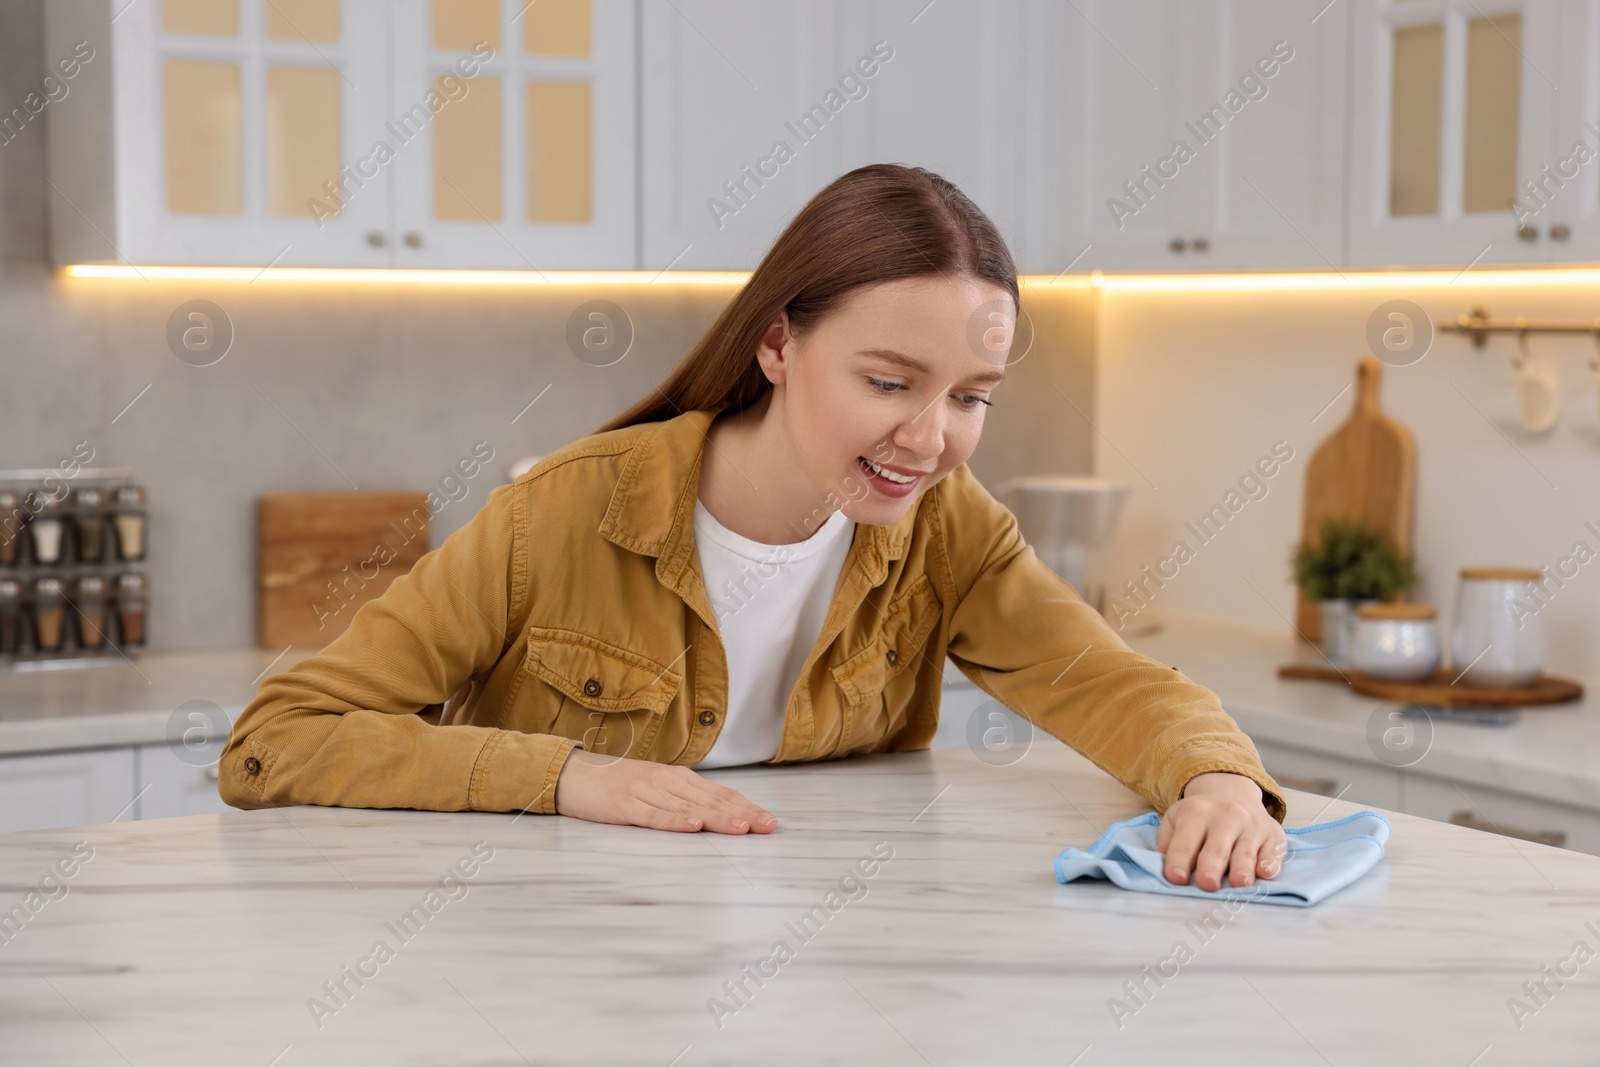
1,272 -> 1093,651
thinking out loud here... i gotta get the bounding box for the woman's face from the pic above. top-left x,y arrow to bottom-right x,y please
760,272 -> 1017,527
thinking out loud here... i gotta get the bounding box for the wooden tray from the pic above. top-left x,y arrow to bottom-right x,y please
1277,663 -> 1583,708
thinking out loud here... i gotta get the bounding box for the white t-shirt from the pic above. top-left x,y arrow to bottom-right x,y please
690,497 -> 856,769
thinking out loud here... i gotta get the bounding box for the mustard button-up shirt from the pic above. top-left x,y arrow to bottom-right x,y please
221,406 -> 1286,822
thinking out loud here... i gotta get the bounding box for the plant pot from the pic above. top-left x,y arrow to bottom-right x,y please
1317,598 -> 1380,665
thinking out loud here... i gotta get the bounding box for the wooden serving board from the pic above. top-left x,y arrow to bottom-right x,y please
1295,356 -> 1416,643
1277,663 -> 1582,708
259,492 -> 430,648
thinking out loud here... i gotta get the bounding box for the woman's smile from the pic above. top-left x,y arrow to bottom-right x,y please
856,455 -> 924,498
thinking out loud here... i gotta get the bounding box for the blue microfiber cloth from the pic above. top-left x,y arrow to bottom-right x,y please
1053,810 -> 1392,907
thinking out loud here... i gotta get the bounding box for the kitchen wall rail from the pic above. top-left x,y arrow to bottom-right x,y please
1438,305 -> 1600,349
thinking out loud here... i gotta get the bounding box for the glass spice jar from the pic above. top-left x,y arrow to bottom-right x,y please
115,571 -> 148,646
0,490 -> 20,566
74,486 -> 107,563
0,578 -> 21,653
32,576 -> 67,652
75,574 -> 110,649
113,485 -> 148,562
25,491 -> 67,566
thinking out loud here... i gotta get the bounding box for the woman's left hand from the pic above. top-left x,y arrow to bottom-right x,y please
1155,772 -> 1287,891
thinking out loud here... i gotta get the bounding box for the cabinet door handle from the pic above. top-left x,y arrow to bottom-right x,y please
1190,236 -> 1210,252
1549,224 -> 1572,241
403,231 -> 423,248
366,231 -> 387,247
1449,810 -> 1565,848
1269,770 -> 1338,795
1168,238 -> 1187,253
1516,225 -> 1538,242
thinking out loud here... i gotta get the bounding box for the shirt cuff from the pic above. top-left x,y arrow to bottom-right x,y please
469,730 -> 584,815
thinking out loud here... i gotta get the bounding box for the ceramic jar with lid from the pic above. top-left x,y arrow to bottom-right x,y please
1351,602 -> 1441,681
1451,566 -> 1544,688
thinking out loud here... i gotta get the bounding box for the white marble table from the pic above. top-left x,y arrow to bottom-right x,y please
2,742 -> 1594,1065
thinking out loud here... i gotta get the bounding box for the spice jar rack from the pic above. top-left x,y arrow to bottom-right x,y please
0,468 -> 148,670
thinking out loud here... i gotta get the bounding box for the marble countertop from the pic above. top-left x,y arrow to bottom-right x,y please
8,613 -> 1597,822
8,612 -> 1597,823
1,742 -> 1593,1064
1109,612 -> 1600,813
0,647 -> 318,755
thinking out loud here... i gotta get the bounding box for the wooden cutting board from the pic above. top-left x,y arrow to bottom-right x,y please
1294,356 -> 1416,642
259,492 -> 430,648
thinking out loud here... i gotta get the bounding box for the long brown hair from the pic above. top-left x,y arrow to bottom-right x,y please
594,163 -> 1018,434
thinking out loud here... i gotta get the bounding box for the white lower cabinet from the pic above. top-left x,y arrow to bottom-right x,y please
930,682 -> 1034,754
1401,772 -> 1600,857
1253,738 -> 1404,811
0,743 -> 232,833
1254,737 -> 1600,857
0,748 -> 140,834
133,744 -> 234,821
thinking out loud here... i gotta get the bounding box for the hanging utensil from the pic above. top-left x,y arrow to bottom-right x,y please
1512,321 -> 1560,434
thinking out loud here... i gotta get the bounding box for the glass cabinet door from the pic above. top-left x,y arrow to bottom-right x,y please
387,0 -> 636,268
118,0 -> 391,265
1349,0 -> 1560,266
1540,0 -> 1600,261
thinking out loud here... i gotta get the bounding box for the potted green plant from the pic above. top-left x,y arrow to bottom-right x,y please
1291,518 -> 1416,662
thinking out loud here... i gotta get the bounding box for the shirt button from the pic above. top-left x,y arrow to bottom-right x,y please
885,649 -> 898,666
244,756 -> 261,775
583,678 -> 602,697
698,709 -> 716,726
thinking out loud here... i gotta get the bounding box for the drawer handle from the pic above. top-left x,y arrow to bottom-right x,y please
1269,771 -> 1338,795
1449,810 -> 1566,848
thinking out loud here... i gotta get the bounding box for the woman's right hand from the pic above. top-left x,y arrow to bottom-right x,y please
553,748 -> 778,834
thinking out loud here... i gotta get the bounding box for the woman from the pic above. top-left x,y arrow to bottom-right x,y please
221,164 -> 1287,893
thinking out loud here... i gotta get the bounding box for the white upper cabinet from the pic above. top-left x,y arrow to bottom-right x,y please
638,0 -> 1054,272
44,0 -> 635,268
43,0 -> 1600,272
46,0 -> 391,267
1347,0 -> 1584,266
1059,0 -> 1349,272
1537,0 -> 1600,261
1182,0 -> 1351,270
637,2 -> 849,271
829,1 -> 1033,269
1058,0 -> 1205,270
387,0 -> 636,269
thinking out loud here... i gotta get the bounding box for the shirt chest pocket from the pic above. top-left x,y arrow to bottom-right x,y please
522,628 -> 682,760
830,574 -> 943,752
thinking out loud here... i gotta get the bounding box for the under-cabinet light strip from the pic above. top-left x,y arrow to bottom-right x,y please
62,265 -> 753,286
62,264 -> 1600,290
